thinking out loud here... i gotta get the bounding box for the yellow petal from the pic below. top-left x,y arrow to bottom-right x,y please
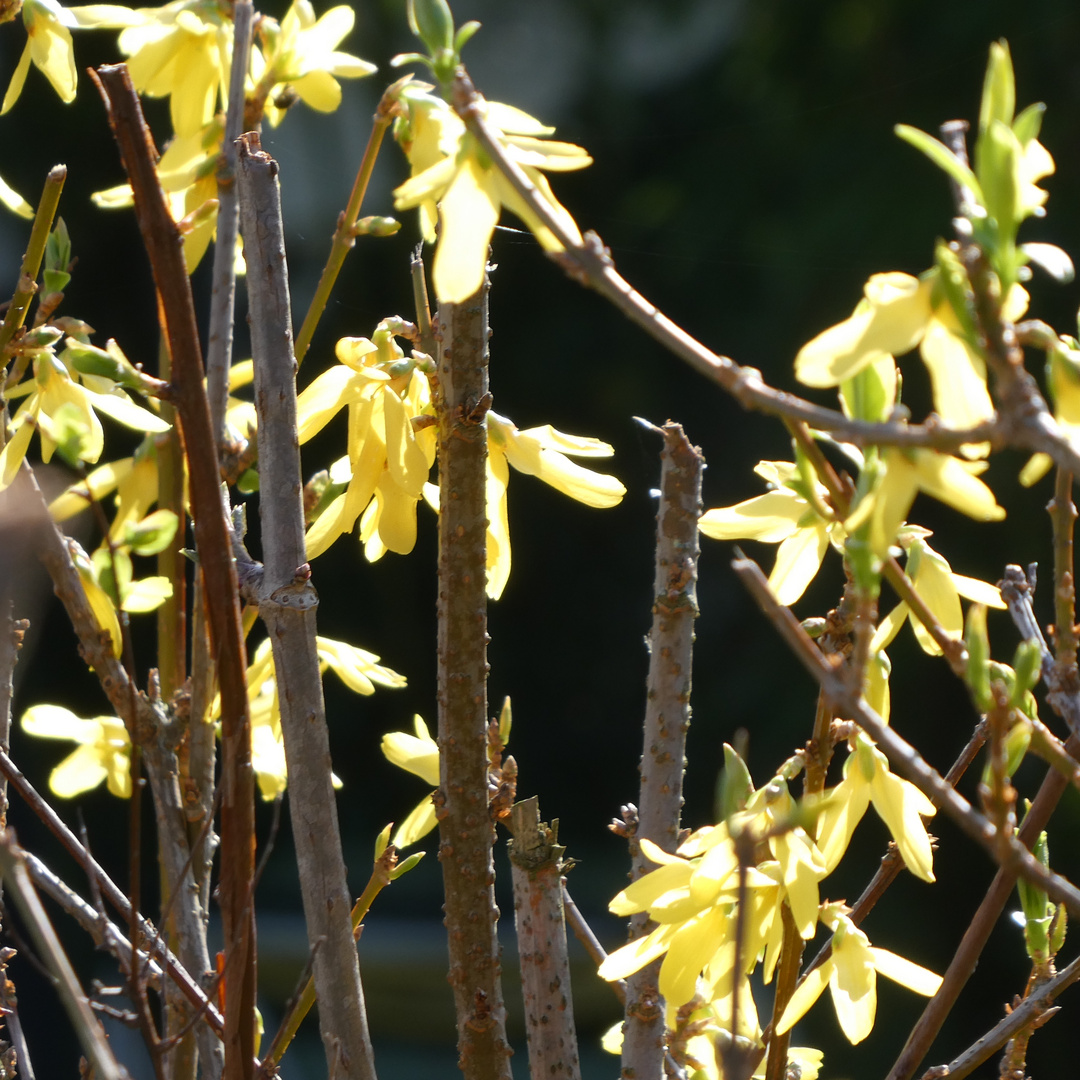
869,947 -> 942,996
919,311 -> 994,446
869,767 -> 936,883
392,794 -> 438,849
598,923 -> 677,983
775,961 -> 830,1036
0,168 -> 32,218
1,38 -> 33,115
951,573 -> 1006,609
486,445 -> 511,600
50,743 -> 111,798
699,491 -> 803,543
659,905 -> 727,1006
830,933 -> 877,1044
381,726 -> 440,786
769,526 -> 829,606
432,155 -> 500,303
913,450 -> 1006,523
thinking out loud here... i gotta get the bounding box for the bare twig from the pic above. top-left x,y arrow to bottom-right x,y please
93,63 -> 254,1080
0,831 -> 128,1080
206,0 -> 253,452
435,278 -> 512,1080
509,798 -> 581,1080
236,133 -> 377,1080
919,952 -> 1080,1080
292,79 -> 404,367
621,420 -> 702,1080
447,70 -> 1080,478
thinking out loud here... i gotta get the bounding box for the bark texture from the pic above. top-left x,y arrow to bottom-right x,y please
436,286 -> 512,1080
623,422 -> 702,1080
237,135 -> 377,1080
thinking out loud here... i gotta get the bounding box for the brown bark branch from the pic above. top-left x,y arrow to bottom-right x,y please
508,798 -> 581,1080
435,283 -> 512,1080
236,132 -> 378,1080
622,421 -> 702,1080
91,64 -> 254,1080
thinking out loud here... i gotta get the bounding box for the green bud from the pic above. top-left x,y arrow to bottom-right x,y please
408,0 -> 454,53
355,215 -> 401,238
498,696 -> 512,745
1024,914 -> 1051,964
933,243 -> 978,344
22,325 -> 63,348
1017,829 -> 1051,923
389,850 -> 425,880
801,617 -> 827,639
64,340 -> 142,388
123,510 -> 180,557
454,20 -> 481,53
965,603 -> 993,712
979,40 -> 1015,134
1010,639 -> 1043,706
374,823 -> 392,862
237,468 -> 260,495
1050,902 -> 1068,954
46,216 -> 71,275
715,743 -> 754,821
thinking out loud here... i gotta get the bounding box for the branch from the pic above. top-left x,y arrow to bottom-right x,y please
920,951 -> 1080,1080
92,64 -> 255,1080
435,280 -> 512,1080
508,798 -> 581,1080
205,0 -> 253,452
0,831 -> 128,1080
622,420 -> 702,1080
236,132 -> 377,1080
731,555 -> 1080,918
447,70 -> 1080,477
0,164 -> 65,361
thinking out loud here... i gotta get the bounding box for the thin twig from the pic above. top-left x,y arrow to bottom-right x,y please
0,831 -> 128,1080
236,133 -> 377,1080
448,69 -> 1080,478
920,951 -> 1080,1080
561,884 -> 627,1005
92,63 -> 254,1080
292,80 -> 403,367
206,0 -> 253,452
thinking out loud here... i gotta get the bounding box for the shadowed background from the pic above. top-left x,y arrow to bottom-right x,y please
3,0 -> 1080,1076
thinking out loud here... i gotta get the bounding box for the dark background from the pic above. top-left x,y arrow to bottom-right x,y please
5,0 -> 1080,1077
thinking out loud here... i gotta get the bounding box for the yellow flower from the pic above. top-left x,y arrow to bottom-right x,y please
298,324 -> 434,561
776,904 -> 942,1045
0,342 -> 170,490
482,412 -> 625,599
252,0 -> 375,127
699,461 -> 843,606
114,0 -> 230,138
872,533 -> 1006,657
393,85 -> 591,302
21,704 -> 131,798
850,446 -> 1005,560
381,714 -> 440,848
214,635 -> 406,800
815,733 -> 937,881
49,434 -> 165,539
3,0 -> 77,112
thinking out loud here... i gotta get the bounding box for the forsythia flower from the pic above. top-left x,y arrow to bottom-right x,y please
393,84 -> 591,302
113,0 -> 231,138
478,412 -> 626,600
816,733 -> 937,881
854,446 -> 1005,559
872,532 -> 1006,657
776,903 -> 942,1045
0,338 -> 170,490
221,636 -> 406,800
0,170 -> 32,219
251,0 -> 376,127
381,714 -> 440,848
21,704 -> 131,798
699,461 -> 844,605
298,322 -> 435,561
795,270 -> 1028,445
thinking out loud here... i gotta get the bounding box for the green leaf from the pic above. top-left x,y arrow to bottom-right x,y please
715,743 -> 753,821
975,119 -> 1020,244
123,510 -> 179,557
933,242 -> 978,343
1012,102 -> 1046,146
895,125 -> 985,205
964,603 -> 992,712
389,851 -> 425,880
407,0 -> 454,53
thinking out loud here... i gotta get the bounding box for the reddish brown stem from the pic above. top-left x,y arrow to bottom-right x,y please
92,64 -> 255,1080
435,284 -> 512,1080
